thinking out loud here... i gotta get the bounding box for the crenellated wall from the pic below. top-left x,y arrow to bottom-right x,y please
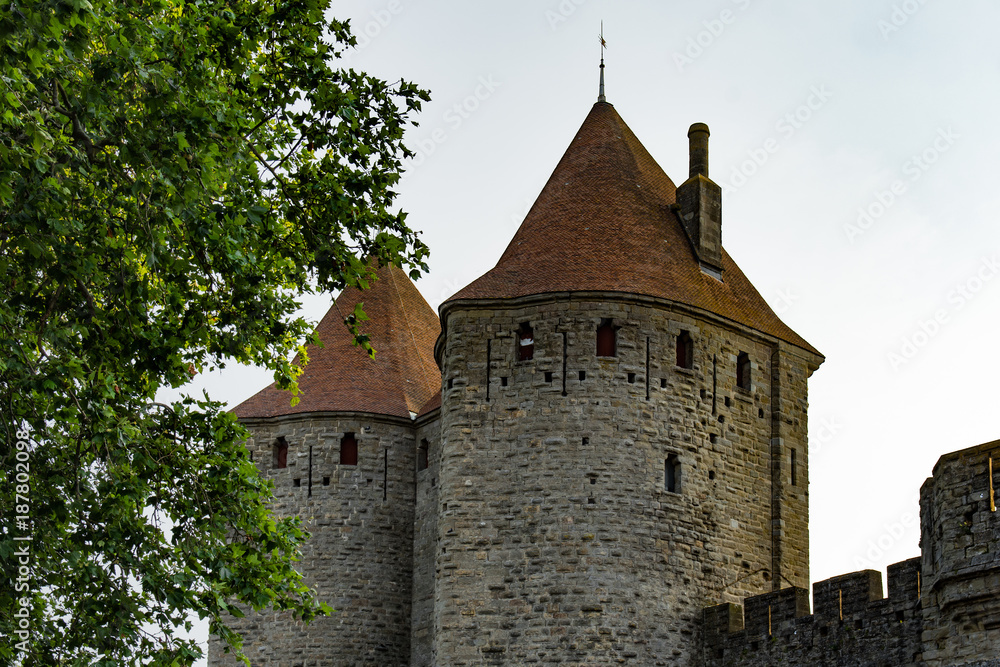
432,293 -> 820,665
208,413 -> 419,667
704,439 -> 1000,667
704,559 -> 924,666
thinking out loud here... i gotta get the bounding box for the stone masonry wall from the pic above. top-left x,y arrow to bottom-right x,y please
920,441 -> 1000,667
703,559 -> 924,666
433,294 -> 820,666
411,413 -> 441,667
208,413 -> 417,667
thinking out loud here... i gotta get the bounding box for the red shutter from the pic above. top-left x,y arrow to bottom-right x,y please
596,322 -> 616,357
340,433 -> 358,466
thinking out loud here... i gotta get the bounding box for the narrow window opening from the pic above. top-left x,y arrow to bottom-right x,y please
724,396 -> 731,407
790,448 -> 798,486
292,478 -> 301,487
272,437 -> 288,469
561,332 -> 568,397
758,407 -> 765,419
340,432 -> 358,466
448,377 -> 454,389
596,318 -> 616,357
737,352 -> 751,391
660,378 -> 667,389
418,439 -> 429,472
500,376 -> 508,387
517,322 -> 534,361
665,455 -> 681,493
590,478 -> 597,485
322,476 -> 330,486
710,434 -> 718,444
627,372 -> 636,383
582,437 -> 589,445
579,370 -> 586,381
700,388 -> 707,400
544,371 -> 554,383
676,331 -> 693,369
709,470 -> 716,480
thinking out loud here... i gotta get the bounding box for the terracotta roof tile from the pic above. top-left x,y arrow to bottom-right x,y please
446,102 -> 820,357
233,263 -> 441,420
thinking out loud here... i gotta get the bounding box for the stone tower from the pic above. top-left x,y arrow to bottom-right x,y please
208,262 -> 441,666
425,100 -> 823,664
207,80 -> 1000,667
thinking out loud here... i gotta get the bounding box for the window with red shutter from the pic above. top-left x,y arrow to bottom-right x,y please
340,433 -> 358,466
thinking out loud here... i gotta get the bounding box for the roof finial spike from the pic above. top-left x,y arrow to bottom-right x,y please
598,22 -> 607,103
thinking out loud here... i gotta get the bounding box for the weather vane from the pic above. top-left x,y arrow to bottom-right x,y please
598,22 -> 607,102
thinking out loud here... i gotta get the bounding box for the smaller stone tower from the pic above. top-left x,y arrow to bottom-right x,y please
208,262 -> 440,667
919,440 -> 1000,666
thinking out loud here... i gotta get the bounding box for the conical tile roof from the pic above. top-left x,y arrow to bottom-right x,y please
446,102 -> 820,356
233,263 -> 441,420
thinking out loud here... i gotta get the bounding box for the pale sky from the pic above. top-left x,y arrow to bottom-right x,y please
184,0 -> 1000,658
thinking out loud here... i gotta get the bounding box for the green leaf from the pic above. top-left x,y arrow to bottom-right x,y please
0,1 -> 428,662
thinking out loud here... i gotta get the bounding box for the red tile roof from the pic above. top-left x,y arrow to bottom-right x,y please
446,102 -> 820,357
232,263 -> 441,420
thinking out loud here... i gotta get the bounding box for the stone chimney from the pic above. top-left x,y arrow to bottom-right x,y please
676,123 -> 723,276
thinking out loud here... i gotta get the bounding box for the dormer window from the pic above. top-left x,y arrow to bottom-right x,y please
517,323 -> 534,361
737,352 -> 751,392
596,319 -> 616,357
676,331 -> 693,369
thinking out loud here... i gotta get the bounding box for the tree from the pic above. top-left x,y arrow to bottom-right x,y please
0,0 -> 429,663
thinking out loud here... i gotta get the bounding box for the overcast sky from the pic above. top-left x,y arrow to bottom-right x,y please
185,1 -> 1000,654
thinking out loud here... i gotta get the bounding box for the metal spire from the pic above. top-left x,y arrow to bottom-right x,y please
598,22 -> 607,103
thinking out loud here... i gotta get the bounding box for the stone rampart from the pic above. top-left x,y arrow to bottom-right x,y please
704,558 -> 923,666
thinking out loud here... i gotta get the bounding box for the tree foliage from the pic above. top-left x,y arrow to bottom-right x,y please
0,0 -> 428,663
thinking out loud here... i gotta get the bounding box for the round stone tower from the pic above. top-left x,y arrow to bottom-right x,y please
432,101 -> 823,665
209,263 -> 440,667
